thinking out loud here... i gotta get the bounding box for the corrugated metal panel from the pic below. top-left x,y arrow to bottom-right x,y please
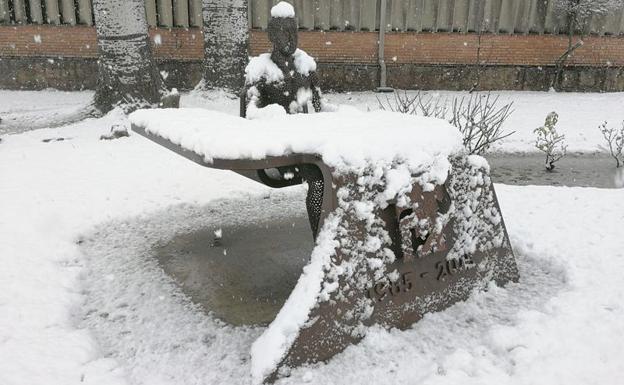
436,0 -> 453,32
173,0 -> 189,27
189,0 -> 202,27
0,0 -> 9,23
1,0 -> 623,34
78,0 -> 93,25
13,0 -> 28,23
44,0 -> 60,24
452,0 -> 469,32
158,0 -> 173,27
28,0 -> 44,24
421,0 -> 437,31
60,0 -> 76,25
361,0 -> 378,31
146,0 -> 158,26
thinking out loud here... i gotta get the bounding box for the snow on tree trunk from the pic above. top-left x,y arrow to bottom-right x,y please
92,0 -> 163,113
202,0 -> 249,91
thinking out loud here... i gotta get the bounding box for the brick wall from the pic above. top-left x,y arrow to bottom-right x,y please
0,25 -> 202,60
3,25 -> 624,67
250,31 -> 379,64
383,33 -> 624,67
2,25 -> 624,91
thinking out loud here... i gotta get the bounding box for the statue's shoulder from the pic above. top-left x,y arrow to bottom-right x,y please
294,49 -> 317,76
245,53 -> 283,85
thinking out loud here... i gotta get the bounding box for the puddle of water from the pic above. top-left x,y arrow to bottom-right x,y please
488,153 -> 620,188
155,215 -> 314,326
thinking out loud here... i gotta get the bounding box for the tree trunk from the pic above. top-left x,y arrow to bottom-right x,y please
202,0 -> 249,91
92,0 -> 163,113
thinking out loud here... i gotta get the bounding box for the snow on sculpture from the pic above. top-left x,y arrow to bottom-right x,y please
130,107 -> 519,384
243,2 -> 322,116
270,1 -> 296,18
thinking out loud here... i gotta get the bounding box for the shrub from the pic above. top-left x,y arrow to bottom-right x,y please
378,91 -> 514,155
534,112 -> 567,171
598,121 -> 624,168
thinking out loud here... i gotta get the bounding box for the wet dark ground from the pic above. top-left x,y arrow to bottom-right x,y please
488,153 -> 621,188
155,154 -> 622,326
156,215 -> 313,326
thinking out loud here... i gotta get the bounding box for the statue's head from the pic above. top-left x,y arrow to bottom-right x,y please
268,2 -> 298,56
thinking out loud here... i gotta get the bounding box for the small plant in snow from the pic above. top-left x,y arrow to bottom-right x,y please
534,112 -> 567,171
599,121 -> 624,168
378,91 -> 514,155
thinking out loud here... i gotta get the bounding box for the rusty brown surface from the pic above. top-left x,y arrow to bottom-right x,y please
132,123 -> 519,384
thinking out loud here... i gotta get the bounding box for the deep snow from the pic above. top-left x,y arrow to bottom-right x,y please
129,106 -> 462,172
3,89 -> 624,154
1,90 -> 623,385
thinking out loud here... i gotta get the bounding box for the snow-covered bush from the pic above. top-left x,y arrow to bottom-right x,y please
599,121 -> 624,168
378,91 -> 514,155
534,112 -> 567,171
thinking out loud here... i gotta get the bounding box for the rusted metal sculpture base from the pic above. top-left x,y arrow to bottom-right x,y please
132,124 -> 519,384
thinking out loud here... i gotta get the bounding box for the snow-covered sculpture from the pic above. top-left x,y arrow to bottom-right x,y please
243,2 -> 322,116
130,107 -> 519,384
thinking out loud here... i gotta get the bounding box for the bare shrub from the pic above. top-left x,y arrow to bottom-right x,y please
376,90 -> 448,118
378,91 -> 514,155
599,121 -> 624,168
534,112 -> 567,171
449,93 -> 514,155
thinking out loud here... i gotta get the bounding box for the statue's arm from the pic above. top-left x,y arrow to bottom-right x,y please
310,72 -> 322,113
242,81 -> 266,118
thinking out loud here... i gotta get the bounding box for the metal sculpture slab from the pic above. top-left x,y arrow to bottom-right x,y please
131,121 -> 519,384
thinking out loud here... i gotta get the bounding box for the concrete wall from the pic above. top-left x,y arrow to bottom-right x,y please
3,54 -> 623,92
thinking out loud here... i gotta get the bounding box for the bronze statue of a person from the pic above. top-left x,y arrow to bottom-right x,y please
243,3 -> 322,116
242,2 -> 325,237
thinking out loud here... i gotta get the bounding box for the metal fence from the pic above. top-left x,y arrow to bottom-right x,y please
1,0 -> 624,35
255,0 -> 624,35
0,0 -> 93,25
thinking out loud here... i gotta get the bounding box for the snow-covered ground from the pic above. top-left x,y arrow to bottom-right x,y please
3,89 -> 624,153
1,90 -> 623,385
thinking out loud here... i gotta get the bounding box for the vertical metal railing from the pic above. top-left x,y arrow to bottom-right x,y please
0,0 -> 623,35
0,0 -> 93,24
